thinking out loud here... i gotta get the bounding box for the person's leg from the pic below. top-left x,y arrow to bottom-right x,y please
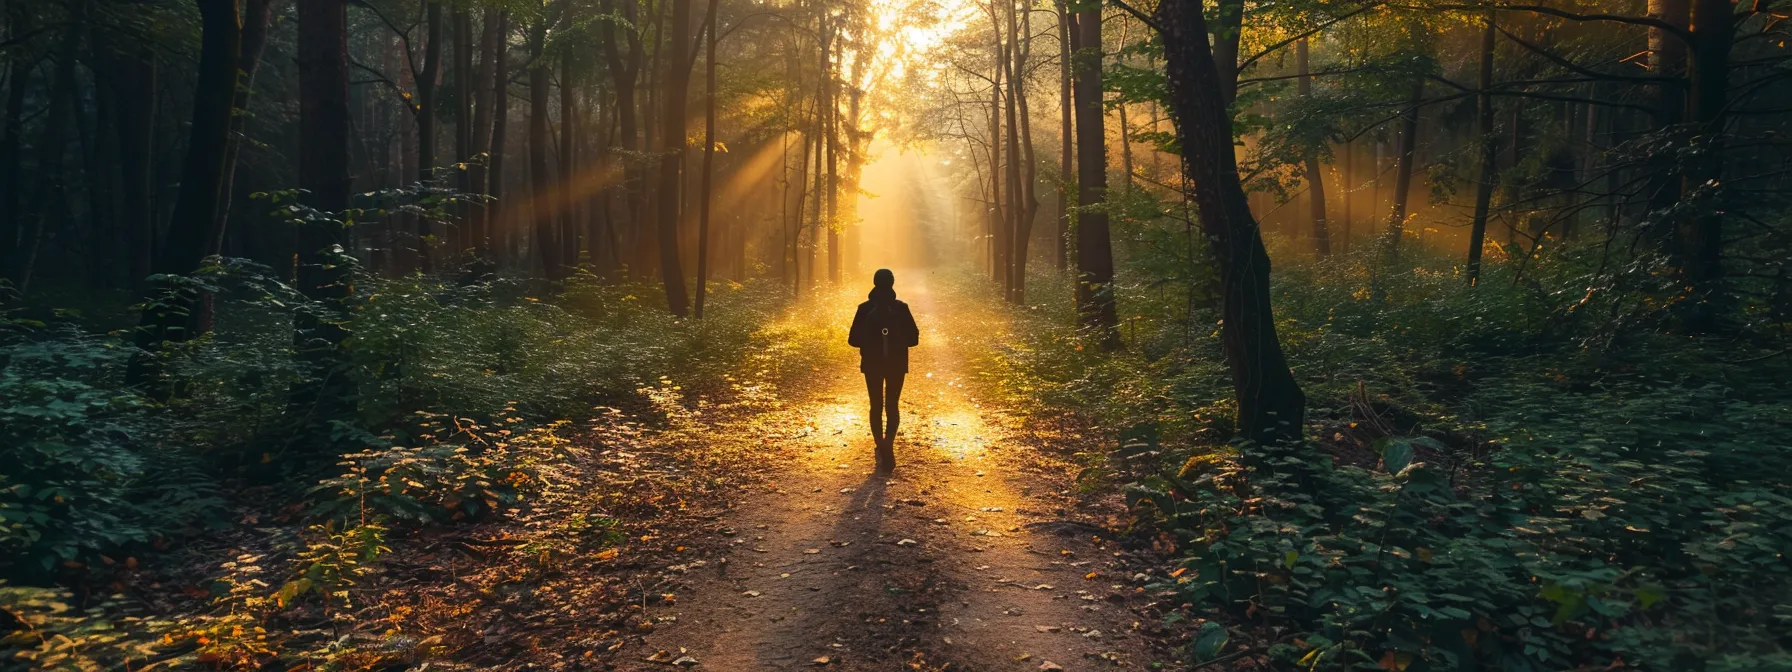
865,373 -> 885,442
884,373 -> 906,441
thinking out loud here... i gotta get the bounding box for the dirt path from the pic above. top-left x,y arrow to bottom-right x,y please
612,274 -> 1169,671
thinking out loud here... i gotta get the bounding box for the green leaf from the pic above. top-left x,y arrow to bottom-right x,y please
1379,438 -> 1415,474
1192,621 -> 1228,662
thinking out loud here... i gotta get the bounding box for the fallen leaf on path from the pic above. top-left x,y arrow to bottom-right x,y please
1032,584 -> 1054,590
812,656 -> 832,665
897,539 -> 917,546
1038,662 -> 1064,671
804,548 -> 821,554
980,507 -> 1005,512
1035,625 -> 1060,632
645,650 -> 675,663
672,655 -> 700,666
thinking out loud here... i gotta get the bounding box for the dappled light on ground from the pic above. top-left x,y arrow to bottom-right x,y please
618,273 -> 1167,670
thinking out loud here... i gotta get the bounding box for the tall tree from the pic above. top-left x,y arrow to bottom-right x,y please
416,1 -> 444,272
1154,0 -> 1307,445
468,8 -> 500,255
558,47 -> 581,273
599,0 -> 645,276
0,4 -> 31,285
1465,17 -> 1498,285
212,0 -> 278,256
655,0 -> 694,314
488,11 -> 512,265
292,0 -> 355,434
1069,9 -> 1118,345
111,40 -> 157,291
1382,79 -> 1423,262
454,7 -> 474,256
12,0 -> 85,291
694,0 -> 720,318
128,0 -> 241,386
1677,0 -> 1733,329
527,13 -> 561,280
1297,38 -> 1330,258
1055,0 -> 1072,272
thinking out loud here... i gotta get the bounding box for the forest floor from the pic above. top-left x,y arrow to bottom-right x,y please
367,273 -> 1186,671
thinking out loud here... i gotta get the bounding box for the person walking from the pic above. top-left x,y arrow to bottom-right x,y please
848,269 -> 920,474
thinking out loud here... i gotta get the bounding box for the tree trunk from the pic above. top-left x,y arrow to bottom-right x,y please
1055,0 -> 1072,272
823,29 -> 840,286
1008,0 -> 1039,303
488,11 -> 511,265
1297,38 -> 1330,258
1383,79 -> 1423,262
559,49 -> 581,273
1212,0 -> 1244,106
1116,17 -> 1134,195
655,0 -> 693,315
0,4 -> 30,284
528,31 -> 559,280
1678,0 -> 1731,329
1002,25 -> 1022,302
1465,17 -> 1497,284
292,0 -> 356,435
1070,10 -> 1118,345
694,0 -> 719,318
469,8 -> 499,255
416,1 -> 444,272
128,0 -> 240,387
988,28 -> 1004,285
212,0 -> 276,256
113,46 -> 157,292
454,7 -> 473,257
600,0 -> 643,276
1644,0 -> 1688,241
15,0 -> 85,292
1156,0 -> 1306,445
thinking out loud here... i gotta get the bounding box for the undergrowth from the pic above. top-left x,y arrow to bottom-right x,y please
974,236 -> 1792,671
0,262 -> 814,668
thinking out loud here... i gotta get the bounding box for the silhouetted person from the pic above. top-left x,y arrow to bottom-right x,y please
848,269 -> 919,474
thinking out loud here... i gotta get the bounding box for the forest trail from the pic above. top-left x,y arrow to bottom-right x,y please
613,274 -> 1164,671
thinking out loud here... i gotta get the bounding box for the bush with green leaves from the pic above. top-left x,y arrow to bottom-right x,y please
981,236 -> 1792,669
1,258 -> 795,579
0,327 -> 223,580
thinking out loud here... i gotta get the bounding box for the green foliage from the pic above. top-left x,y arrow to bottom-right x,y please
2,258 -> 794,580
986,241 -> 1792,670
0,328 -> 224,579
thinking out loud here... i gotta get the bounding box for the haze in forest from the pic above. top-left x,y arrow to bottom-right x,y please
4,0 -> 1791,669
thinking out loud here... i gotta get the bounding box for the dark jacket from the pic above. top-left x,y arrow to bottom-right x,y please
848,293 -> 919,374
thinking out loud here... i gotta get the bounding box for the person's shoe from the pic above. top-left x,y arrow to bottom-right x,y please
875,438 -> 896,475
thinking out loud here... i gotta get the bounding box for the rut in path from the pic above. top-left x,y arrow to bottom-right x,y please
614,274 -> 1170,671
